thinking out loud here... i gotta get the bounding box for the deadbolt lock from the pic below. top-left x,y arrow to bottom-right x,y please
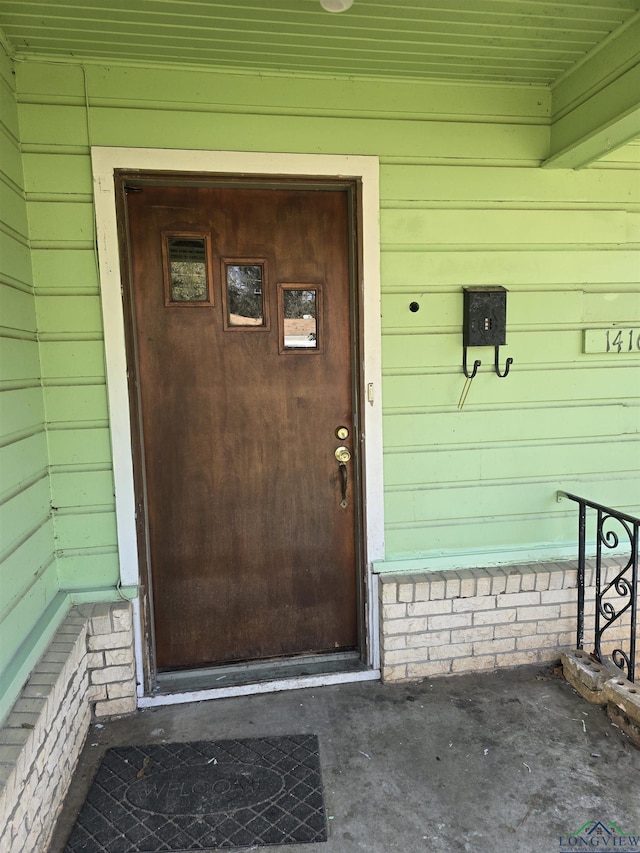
335,446 -> 351,463
335,426 -> 349,440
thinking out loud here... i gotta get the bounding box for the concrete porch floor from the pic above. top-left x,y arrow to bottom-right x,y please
49,664 -> 640,853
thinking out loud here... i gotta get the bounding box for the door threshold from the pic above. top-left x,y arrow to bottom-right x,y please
139,656 -> 380,708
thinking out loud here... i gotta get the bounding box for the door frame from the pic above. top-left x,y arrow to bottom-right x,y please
92,148 -> 384,704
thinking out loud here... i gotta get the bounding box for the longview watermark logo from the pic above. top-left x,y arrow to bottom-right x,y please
560,821 -> 640,850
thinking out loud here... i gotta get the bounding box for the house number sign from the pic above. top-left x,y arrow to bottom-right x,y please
583,328 -> 640,354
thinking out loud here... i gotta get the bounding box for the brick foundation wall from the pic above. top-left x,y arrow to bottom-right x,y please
81,602 -> 137,719
379,559 -> 632,682
0,601 -> 136,853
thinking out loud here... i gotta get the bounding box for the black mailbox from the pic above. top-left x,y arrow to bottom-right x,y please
462,286 -> 512,378
463,286 -> 507,348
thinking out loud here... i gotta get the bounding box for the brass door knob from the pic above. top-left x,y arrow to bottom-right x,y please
335,446 -> 351,463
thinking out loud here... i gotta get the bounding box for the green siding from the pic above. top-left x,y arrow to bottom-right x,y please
11,60 -> 640,587
0,46 -> 62,722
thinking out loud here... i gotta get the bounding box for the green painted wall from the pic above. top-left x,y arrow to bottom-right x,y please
0,47 -> 65,723
11,60 -> 640,587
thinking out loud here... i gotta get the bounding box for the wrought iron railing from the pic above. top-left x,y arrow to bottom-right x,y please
558,491 -> 639,683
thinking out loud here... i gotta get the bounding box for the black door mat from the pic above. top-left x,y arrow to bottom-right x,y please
64,734 -> 327,852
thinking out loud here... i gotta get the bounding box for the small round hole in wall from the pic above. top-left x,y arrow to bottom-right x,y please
409,301 -> 420,312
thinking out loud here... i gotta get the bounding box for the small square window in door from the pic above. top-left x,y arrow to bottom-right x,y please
278,284 -> 322,353
163,234 -> 214,305
223,260 -> 269,330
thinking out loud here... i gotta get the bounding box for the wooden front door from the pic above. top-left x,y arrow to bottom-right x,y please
122,180 -> 360,674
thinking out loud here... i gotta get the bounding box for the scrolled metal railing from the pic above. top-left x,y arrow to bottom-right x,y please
558,491 -> 639,683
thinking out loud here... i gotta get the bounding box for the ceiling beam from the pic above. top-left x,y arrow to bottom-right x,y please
543,13 -> 640,169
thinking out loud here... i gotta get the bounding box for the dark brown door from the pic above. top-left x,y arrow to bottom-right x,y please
124,182 -> 359,672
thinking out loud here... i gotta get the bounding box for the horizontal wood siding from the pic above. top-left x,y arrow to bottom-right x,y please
0,47 -> 60,721
15,61 -> 640,581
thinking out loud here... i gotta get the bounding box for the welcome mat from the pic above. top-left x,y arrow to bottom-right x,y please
65,734 -> 327,852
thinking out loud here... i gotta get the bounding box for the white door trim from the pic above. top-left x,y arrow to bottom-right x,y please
91,148 -> 384,696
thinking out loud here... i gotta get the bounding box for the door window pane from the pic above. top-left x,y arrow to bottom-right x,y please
282,288 -> 319,350
167,237 -> 209,303
225,264 -> 265,327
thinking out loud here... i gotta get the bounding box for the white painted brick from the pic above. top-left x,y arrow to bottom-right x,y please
88,631 -> 132,651
42,651 -> 68,666
563,568 -> 579,588
94,696 -> 137,718
86,651 -> 104,669
557,631 -> 575,647
9,818 -> 27,853
105,647 -> 134,668
406,630 -> 450,648
382,635 -> 407,651
475,573 -> 492,597
107,678 -> 137,700
429,579 -> 446,600
383,664 -> 407,682
91,663 -> 135,685
407,599 -> 452,617
516,605 -> 560,622
494,622 -> 540,639
10,697 -> 46,718
519,569 -> 537,592
47,639 -> 76,656
497,591 -> 540,608
407,660 -> 452,679
540,589 -> 574,605
38,660 -> 61,677
548,568 -> 565,590
473,637 -> 515,655
89,603 -> 113,635
491,571 -> 508,595
452,596 -> 495,613
22,682 -> 52,714
385,647 -> 430,665
0,729 -> 31,769
495,650 -> 543,667
111,603 -> 132,632
398,583 -> 414,603
534,570 -> 551,591
505,572 -> 522,594
27,673 -> 58,691
429,613 -> 472,631
0,745 -> 23,766
381,583 -> 397,605
517,634 -> 558,650
451,626 -> 494,644
414,583 -> 430,602
430,642 -> 473,660
0,829 -> 10,853
384,617 -> 429,635
451,655 -> 495,673
536,617 -> 574,634
383,603 -> 407,619
474,608 -> 516,626
445,576 -> 460,598
456,571 -> 476,598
